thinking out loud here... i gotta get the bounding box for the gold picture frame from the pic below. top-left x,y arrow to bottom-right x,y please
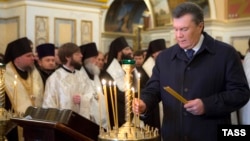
35,16 -> 49,46
231,36 -> 250,55
0,16 -> 19,54
54,18 -> 76,46
81,20 -> 92,44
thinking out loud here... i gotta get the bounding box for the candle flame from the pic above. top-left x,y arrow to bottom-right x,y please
102,79 -> 106,85
138,73 -> 141,79
131,87 -> 134,92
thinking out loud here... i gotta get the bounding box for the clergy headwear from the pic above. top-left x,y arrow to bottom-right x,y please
110,36 -> 129,52
80,42 -> 98,61
3,37 -> 32,64
36,43 -> 55,59
145,39 -> 166,60
107,36 -> 129,66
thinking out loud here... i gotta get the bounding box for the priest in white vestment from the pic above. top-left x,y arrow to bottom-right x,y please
80,42 -> 107,129
42,42 -> 99,124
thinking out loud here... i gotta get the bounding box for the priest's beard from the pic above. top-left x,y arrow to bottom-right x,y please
70,59 -> 82,70
84,60 -> 100,75
22,65 -> 34,72
121,53 -> 133,60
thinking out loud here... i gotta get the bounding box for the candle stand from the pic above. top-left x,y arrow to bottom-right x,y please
98,59 -> 160,141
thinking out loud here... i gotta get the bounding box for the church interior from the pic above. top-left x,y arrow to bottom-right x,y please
0,0 -> 250,55
0,0 -> 250,141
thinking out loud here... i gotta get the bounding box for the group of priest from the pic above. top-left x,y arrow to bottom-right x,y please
2,36 -> 167,141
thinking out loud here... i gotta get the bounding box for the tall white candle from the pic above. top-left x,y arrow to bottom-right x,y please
137,73 -> 141,127
13,80 -> 17,113
137,73 -> 141,100
113,81 -> 118,129
97,87 -> 102,130
109,81 -> 116,129
102,79 -> 111,131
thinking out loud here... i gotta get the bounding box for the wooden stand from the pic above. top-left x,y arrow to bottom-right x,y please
10,106 -> 99,141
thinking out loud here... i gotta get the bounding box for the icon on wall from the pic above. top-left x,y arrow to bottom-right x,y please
105,0 -> 148,33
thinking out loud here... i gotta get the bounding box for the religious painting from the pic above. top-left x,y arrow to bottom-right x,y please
81,20 -> 92,45
54,18 -> 76,46
168,0 -> 210,19
35,16 -> 49,46
149,0 -> 171,27
227,0 -> 250,19
0,17 -> 19,54
105,0 -> 148,33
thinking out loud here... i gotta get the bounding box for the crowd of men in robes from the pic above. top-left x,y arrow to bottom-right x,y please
2,35 -> 249,141
1,36 -> 160,140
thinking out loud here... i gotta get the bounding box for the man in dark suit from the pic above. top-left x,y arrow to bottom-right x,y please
133,2 -> 250,141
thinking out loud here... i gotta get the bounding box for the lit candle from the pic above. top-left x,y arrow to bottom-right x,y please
13,80 -> 17,114
109,81 -> 116,129
113,81 -> 118,129
102,79 -> 111,131
137,73 -> 141,100
131,87 -> 136,128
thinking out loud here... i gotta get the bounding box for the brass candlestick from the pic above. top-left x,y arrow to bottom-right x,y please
98,59 -> 160,141
122,59 -> 134,124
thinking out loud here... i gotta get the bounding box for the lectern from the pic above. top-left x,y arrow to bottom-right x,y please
10,106 -> 99,141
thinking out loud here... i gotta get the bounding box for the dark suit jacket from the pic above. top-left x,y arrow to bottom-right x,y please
141,32 -> 250,141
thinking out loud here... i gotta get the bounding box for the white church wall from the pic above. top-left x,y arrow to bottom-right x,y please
25,1 -> 101,47
0,1 -> 27,53
0,0 -> 104,53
